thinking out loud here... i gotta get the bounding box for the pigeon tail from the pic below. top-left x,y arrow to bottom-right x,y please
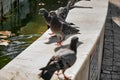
39,70 -> 54,80
69,0 -> 78,9
56,0 -> 72,21
39,62 -> 60,80
62,23 -> 80,35
66,1 -> 72,10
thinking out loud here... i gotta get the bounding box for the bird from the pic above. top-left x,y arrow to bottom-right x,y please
38,8 -> 73,35
38,0 -> 78,29
38,36 -> 79,80
39,8 -> 51,29
56,0 -> 77,21
49,11 -> 80,46
55,1 -> 71,21
69,0 -> 79,7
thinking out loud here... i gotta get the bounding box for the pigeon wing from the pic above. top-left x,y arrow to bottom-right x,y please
56,49 -> 77,69
61,23 -> 80,35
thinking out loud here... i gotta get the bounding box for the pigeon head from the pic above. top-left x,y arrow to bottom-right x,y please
69,36 -> 79,53
39,8 -> 48,15
49,11 -> 57,18
71,36 -> 79,45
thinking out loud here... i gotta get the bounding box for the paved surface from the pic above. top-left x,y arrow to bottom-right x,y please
100,0 -> 120,80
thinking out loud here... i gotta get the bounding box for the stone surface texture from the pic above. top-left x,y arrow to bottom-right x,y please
100,0 -> 120,80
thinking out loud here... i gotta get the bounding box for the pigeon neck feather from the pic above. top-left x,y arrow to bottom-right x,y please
69,41 -> 77,54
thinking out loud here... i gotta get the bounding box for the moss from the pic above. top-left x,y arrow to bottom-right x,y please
0,56 -> 12,69
19,16 -> 47,35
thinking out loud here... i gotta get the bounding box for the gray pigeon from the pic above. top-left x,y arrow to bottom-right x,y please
38,8 -> 73,33
38,0 -> 77,29
38,36 -> 79,80
55,0 -> 78,24
56,0 -> 78,21
56,1 -> 71,21
49,11 -> 80,45
39,8 -> 51,29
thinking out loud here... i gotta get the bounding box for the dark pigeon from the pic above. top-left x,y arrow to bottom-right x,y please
38,36 -> 79,80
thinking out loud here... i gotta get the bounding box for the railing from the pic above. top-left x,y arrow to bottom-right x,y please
0,0 -> 108,80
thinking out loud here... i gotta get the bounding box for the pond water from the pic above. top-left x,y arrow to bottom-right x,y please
0,0 -> 67,69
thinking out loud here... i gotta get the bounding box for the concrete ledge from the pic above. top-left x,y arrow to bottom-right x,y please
0,0 -> 108,80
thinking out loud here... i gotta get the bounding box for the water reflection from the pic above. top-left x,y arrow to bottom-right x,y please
1,34 -> 40,57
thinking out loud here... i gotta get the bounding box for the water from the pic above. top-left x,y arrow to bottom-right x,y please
0,0 -> 67,69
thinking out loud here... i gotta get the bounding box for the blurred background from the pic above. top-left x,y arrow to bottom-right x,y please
0,0 -> 68,69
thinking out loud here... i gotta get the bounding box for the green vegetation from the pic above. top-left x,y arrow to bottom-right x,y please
0,0 -> 67,69
20,16 -> 47,35
0,47 -> 12,69
18,15 -> 48,44
0,56 -> 12,69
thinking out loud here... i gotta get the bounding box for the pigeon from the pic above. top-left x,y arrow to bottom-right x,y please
39,8 -> 51,29
56,1 -> 71,21
38,8 -> 73,35
56,0 -> 78,21
69,0 -> 79,7
38,8 -> 73,32
38,0 -> 78,29
49,11 -> 80,45
38,36 -> 79,80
